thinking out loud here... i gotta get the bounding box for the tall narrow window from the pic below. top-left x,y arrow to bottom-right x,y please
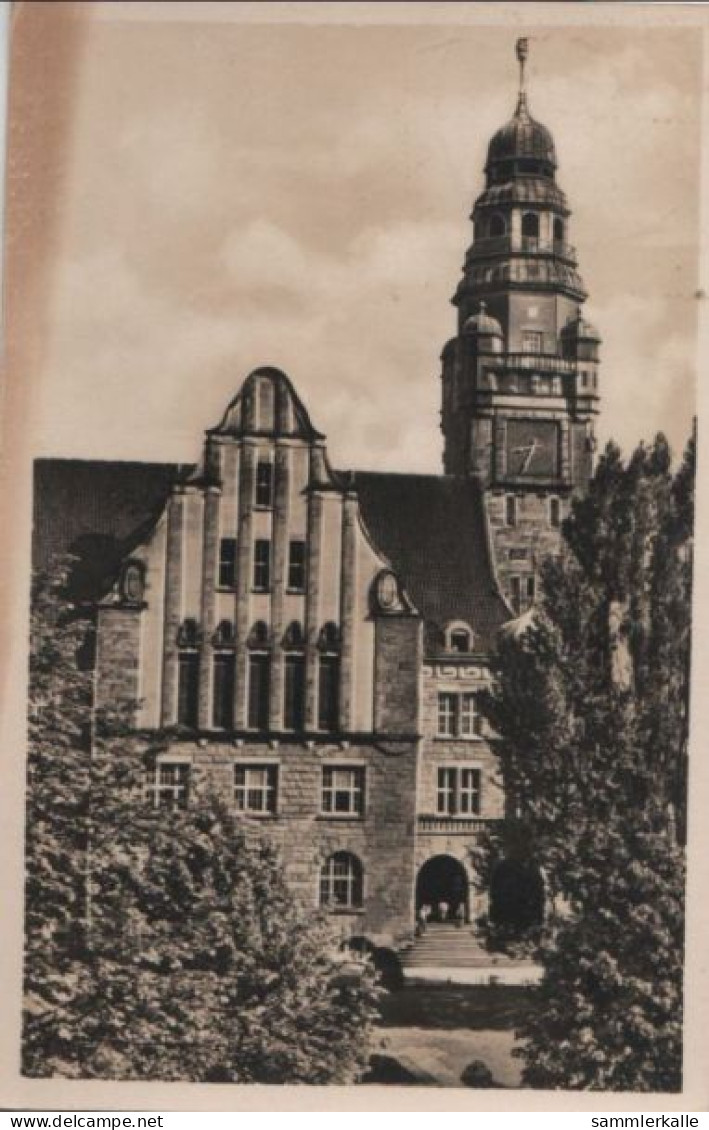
436,766 -> 457,813
318,654 -> 340,732
510,576 -> 522,616
218,537 -> 237,588
460,692 -> 483,738
505,495 -> 518,527
437,692 -> 457,737
177,653 -> 199,727
283,653 -> 305,731
248,653 -> 270,730
288,540 -> 306,592
253,540 -> 271,592
212,652 -> 235,729
553,216 -> 564,244
550,497 -> 561,528
521,211 -> 540,240
255,460 -> 274,507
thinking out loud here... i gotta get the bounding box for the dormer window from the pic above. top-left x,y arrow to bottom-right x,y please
444,622 -> 474,654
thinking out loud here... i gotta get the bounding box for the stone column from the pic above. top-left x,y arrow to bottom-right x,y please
198,484 -> 221,729
234,443 -> 256,728
338,489 -> 358,733
269,443 -> 290,729
160,487 -> 185,726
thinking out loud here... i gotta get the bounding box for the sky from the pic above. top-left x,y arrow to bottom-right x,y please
9,5 -> 702,473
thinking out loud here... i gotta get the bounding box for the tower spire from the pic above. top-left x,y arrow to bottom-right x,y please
515,37 -> 529,116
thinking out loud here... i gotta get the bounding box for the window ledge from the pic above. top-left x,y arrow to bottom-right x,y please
433,735 -> 485,743
215,586 -> 237,594
325,907 -> 365,917
316,814 -> 365,822
285,588 -> 306,596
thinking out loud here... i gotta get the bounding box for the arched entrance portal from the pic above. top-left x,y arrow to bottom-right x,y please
489,859 -> 544,934
416,855 -> 469,924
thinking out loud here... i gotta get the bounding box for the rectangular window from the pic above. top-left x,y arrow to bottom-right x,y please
212,652 -> 235,729
550,497 -> 561,528
146,762 -> 190,810
510,575 -> 535,615
460,692 -> 483,738
505,495 -> 518,527
522,330 -> 543,354
437,692 -> 483,739
283,653 -> 305,731
234,764 -> 278,814
247,653 -> 271,730
218,537 -> 237,588
436,766 -> 481,817
253,539 -> 271,592
321,766 -> 365,816
318,654 -> 340,732
287,540 -> 306,592
437,692 -> 457,737
255,460 -> 274,508
177,653 -> 199,728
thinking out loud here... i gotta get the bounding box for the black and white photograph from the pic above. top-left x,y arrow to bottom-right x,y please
1,0 -> 707,1110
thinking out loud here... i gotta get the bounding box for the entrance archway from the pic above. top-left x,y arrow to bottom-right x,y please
416,855 -> 469,924
489,859 -> 544,934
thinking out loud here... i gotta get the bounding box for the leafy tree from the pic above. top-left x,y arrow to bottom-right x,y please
23,559 -> 94,1077
24,564 -> 380,1083
479,434 -> 692,1091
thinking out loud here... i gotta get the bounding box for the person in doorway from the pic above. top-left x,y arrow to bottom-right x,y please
455,902 -> 466,929
437,900 -> 449,923
418,903 -> 431,933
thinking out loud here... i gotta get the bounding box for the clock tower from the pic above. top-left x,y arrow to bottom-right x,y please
440,40 -> 600,614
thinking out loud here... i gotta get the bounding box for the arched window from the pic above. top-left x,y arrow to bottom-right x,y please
317,622 -> 341,651
176,620 -> 201,728
553,217 -> 564,244
319,852 -> 363,910
119,559 -> 146,604
176,618 -> 202,649
282,622 -> 305,731
521,212 -> 539,240
247,620 -> 271,650
317,623 -> 340,732
488,213 -> 506,238
282,621 -> 305,649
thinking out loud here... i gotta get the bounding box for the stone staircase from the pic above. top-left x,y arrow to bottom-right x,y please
399,924 -> 541,985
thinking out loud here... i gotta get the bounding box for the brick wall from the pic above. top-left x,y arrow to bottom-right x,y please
373,617 -> 422,735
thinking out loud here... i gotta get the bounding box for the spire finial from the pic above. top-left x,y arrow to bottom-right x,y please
516,37 -> 529,93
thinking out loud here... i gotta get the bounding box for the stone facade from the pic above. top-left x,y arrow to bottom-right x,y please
44,53 -> 603,951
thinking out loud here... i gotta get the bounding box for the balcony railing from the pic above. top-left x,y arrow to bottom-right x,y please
418,815 -> 497,835
469,235 -> 576,261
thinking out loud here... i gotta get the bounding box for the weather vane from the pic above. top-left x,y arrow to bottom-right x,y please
516,37 -> 529,94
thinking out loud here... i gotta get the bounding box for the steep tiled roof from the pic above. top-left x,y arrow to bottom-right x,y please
351,472 -> 510,652
33,459 -> 186,600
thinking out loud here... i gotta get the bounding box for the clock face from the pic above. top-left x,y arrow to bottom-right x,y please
505,419 -> 560,479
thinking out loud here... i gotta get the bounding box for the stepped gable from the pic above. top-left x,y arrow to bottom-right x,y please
33,458 -> 187,600
350,471 -> 509,652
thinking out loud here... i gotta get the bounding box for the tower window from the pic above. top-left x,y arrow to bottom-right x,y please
253,539 -> 271,592
247,653 -> 271,731
521,212 -> 540,240
550,497 -> 562,528
488,213 -> 506,238
212,652 -> 235,729
505,495 -> 518,527
553,217 -> 564,244
218,537 -> 237,588
255,459 -> 274,507
522,330 -> 543,354
288,540 -> 306,592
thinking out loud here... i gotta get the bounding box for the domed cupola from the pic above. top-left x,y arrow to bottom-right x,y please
560,308 -> 601,362
462,302 -> 504,352
485,40 -> 557,184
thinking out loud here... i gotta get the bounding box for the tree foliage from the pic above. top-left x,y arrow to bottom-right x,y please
480,433 -> 693,1091
24,563 -> 379,1083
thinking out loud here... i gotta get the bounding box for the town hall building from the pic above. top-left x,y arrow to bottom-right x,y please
33,43 -> 600,951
